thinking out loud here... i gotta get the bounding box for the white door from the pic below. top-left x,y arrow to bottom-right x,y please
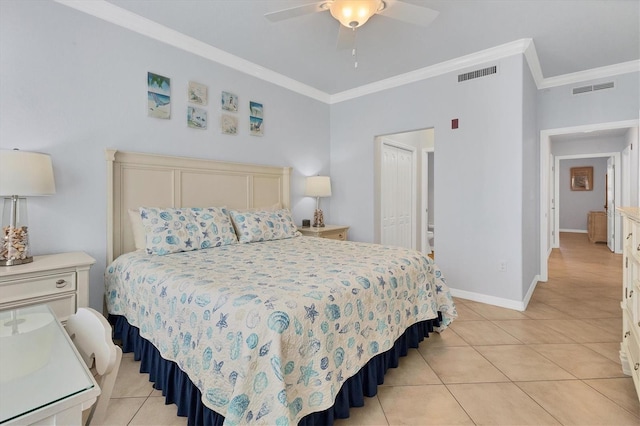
607,157 -> 615,252
381,141 -> 415,249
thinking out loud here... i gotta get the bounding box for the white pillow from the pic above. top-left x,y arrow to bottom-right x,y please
128,208 -> 146,251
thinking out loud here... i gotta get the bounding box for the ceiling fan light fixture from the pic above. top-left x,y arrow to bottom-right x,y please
329,0 -> 381,28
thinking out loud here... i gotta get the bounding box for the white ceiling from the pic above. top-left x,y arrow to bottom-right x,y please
92,1 -> 638,95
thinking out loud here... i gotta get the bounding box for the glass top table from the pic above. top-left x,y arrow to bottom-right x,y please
0,304 -> 99,424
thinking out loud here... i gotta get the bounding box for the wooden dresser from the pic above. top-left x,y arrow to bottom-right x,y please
587,210 -> 607,243
619,207 -> 640,401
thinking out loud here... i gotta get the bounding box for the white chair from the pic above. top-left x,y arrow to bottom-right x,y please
66,307 -> 122,426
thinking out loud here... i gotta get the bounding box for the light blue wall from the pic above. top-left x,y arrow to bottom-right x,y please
0,1 -> 330,310
331,56 -> 526,303
538,72 -> 639,130
522,56 -> 539,300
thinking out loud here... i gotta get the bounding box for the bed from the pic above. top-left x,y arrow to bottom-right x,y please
104,150 -> 457,425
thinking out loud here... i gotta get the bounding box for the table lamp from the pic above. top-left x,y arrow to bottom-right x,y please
305,176 -> 331,227
0,149 -> 56,266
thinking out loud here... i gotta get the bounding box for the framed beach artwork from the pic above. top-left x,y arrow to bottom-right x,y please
188,81 -> 208,105
147,72 -> 171,119
221,91 -> 238,112
187,106 -> 207,129
249,101 -> 264,136
221,114 -> 238,135
570,166 -> 593,191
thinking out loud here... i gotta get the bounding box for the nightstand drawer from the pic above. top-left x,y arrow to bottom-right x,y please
1,271 -> 77,304
299,225 -> 349,241
322,230 -> 347,241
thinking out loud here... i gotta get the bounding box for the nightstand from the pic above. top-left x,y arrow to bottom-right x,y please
0,252 -> 96,323
299,225 -> 349,241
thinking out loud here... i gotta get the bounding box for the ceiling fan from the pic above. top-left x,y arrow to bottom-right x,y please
265,0 -> 439,49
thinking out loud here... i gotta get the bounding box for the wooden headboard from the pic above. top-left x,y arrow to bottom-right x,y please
106,150 -> 291,263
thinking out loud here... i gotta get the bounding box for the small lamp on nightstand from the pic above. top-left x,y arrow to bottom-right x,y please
305,175 -> 331,228
0,149 -> 56,266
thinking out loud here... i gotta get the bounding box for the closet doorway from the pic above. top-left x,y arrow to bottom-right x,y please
374,128 -> 434,254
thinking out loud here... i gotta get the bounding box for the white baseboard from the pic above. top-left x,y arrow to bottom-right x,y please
559,228 -> 587,233
449,288 -> 526,311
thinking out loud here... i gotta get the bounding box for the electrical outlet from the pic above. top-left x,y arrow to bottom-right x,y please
498,260 -> 507,272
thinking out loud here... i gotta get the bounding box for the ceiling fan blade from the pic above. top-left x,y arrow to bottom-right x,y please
378,0 -> 439,27
264,2 -> 328,22
336,25 -> 356,50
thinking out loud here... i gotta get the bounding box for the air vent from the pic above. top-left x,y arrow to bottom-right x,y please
572,85 -> 593,95
572,81 -> 615,95
458,65 -> 497,82
593,81 -> 615,91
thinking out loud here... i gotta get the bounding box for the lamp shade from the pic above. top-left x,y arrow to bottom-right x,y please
305,176 -> 332,198
329,0 -> 381,28
0,150 -> 56,196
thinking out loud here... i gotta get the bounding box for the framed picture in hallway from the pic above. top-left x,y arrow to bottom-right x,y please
570,166 -> 593,191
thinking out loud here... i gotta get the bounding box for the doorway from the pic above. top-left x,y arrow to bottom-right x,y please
374,128 -> 434,253
540,119 -> 639,280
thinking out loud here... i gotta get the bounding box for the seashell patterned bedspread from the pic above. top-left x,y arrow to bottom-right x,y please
105,236 -> 457,425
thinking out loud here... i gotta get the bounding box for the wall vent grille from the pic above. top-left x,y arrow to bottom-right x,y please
572,81 -> 615,95
458,65 -> 497,82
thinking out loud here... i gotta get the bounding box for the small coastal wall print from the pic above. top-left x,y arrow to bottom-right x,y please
221,114 -> 238,135
249,101 -> 263,136
221,91 -> 238,112
187,106 -> 207,129
188,81 -> 207,105
148,72 -> 171,119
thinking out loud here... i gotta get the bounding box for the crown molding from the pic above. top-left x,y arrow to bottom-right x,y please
329,39 -> 533,104
538,60 -> 640,89
55,1 -> 638,104
54,0 -> 331,104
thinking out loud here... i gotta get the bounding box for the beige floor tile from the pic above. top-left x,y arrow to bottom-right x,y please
522,301 -> 571,320
421,328 -> 469,348
422,346 -> 509,384
129,397 -> 187,425
449,321 -> 522,346
517,380 -> 640,425
100,397 -> 147,426
584,377 -> 640,418
377,385 -> 473,425
530,343 -> 627,379
451,302 -> 486,321
447,382 -> 561,425
474,345 -> 575,381
112,356 -> 155,398
334,396 -> 389,426
583,342 -> 623,365
460,301 -> 529,320
492,319 -> 577,344
380,348 -> 441,386
539,319 -> 620,343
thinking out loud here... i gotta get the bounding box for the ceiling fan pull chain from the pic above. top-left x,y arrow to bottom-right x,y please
352,28 -> 358,69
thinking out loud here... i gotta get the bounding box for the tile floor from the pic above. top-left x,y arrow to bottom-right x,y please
101,233 -> 640,425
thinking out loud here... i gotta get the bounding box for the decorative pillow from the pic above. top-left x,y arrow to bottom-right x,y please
189,207 -> 238,249
128,208 -> 146,251
139,207 -> 238,255
229,208 -> 300,243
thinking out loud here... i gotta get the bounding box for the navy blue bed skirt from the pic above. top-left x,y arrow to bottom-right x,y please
111,313 -> 442,425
